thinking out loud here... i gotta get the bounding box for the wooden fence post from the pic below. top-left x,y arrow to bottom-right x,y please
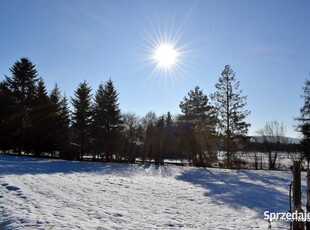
293,161 -> 304,230
290,181 -> 293,230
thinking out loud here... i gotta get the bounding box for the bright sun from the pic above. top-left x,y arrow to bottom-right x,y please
153,44 -> 179,69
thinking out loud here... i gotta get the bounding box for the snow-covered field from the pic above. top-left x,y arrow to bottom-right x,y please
0,154 -> 305,229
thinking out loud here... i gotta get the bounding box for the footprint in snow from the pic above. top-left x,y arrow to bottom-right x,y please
113,213 -> 123,217
5,185 -> 20,191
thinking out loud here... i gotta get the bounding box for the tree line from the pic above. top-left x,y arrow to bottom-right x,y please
0,57 -> 303,168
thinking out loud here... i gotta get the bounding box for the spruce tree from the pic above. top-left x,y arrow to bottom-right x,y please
49,84 -> 71,158
296,79 -> 310,168
58,95 -> 71,159
49,84 -> 62,155
100,79 -> 122,161
71,81 -> 92,160
165,111 -> 173,126
92,83 -> 105,158
211,65 -> 250,167
30,78 -> 51,156
0,81 -> 14,153
179,86 -> 217,166
5,58 -> 39,155
59,95 -> 70,130
180,86 -> 217,133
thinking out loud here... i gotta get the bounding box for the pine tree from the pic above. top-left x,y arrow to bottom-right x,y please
179,86 -> 217,166
5,58 -> 39,155
211,65 -> 250,167
296,79 -> 310,168
71,81 -> 92,160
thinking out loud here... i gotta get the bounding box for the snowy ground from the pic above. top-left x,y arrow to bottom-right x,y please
0,154 -> 305,229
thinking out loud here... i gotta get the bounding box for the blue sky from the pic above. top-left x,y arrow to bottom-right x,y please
1,0 -> 309,138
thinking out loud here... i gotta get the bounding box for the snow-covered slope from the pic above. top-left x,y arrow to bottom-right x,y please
0,154 -> 303,229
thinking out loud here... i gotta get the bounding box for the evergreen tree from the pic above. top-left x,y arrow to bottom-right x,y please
180,86 -> 217,133
30,78 -> 52,156
179,86 -> 217,166
211,65 -> 250,167
5,58 -> 39,155
92,83 -> 105,159
296,79 -> 310,168
100,79 -> 122,161
58,95 -> 71,159
165,111 -> 173,126
0,81 -> 14,153
50,84 -> 61,105
59,95 -> 70,129
49,84 -> 71,158
71,81 -> 92,160
49,84 -> 62,155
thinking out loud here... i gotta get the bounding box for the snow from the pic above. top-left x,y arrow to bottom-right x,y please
0,154 -> 304,229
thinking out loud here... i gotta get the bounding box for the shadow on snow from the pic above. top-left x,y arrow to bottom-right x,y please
176,167 -> 298,215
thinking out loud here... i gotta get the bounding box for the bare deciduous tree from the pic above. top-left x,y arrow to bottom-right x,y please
122,112 -> 143,163
256,120 -> 286,169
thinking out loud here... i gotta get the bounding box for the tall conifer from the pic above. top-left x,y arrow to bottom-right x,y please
211,65 -> 250,167
5,58 -> 39,154
71,81 -> 92,160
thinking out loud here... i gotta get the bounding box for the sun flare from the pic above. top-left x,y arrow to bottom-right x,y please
153,44 -> 179,69
139,22 -> 190,81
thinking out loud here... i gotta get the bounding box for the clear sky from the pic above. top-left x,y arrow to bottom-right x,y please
1,0 -> 309,138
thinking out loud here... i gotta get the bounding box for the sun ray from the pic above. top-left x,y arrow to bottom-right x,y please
135,9 -> 198,87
